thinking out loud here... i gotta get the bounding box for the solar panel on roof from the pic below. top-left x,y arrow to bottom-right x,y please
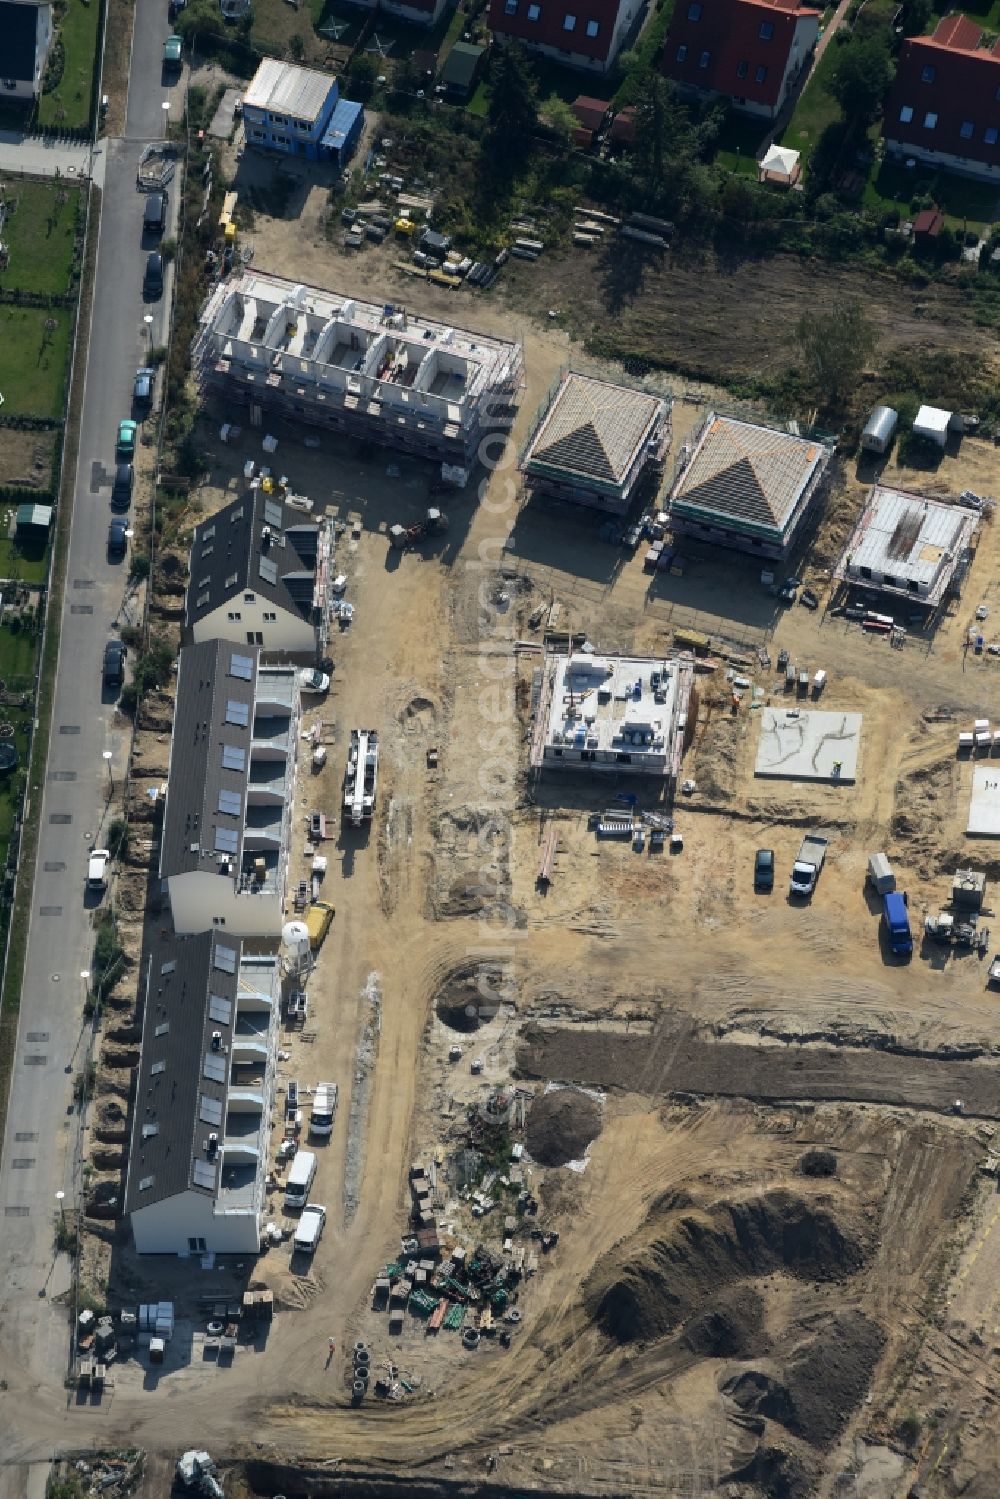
225,699 -> 249,726
229,652 -> 253,681
192,1159 -> 216,1189
264,499 -> 283,528
222,743 -> 246,772
259,556 -> 278,585
214,944 -> 237,974
215,827 -> 238,854
209,994 -> 232,1025
199,1094 -> 223,1126
203,1052 -> 226,1082
218,788 -> 242,817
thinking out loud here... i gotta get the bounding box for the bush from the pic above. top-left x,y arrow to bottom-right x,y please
107,817 -> 129,860
129,552 -> 151,582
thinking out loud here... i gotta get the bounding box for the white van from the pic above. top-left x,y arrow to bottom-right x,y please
283,1150 -> 317,1210
293,1203 -> 326,1255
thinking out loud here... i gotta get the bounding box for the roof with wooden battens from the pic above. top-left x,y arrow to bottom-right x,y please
670,413 -> 830,537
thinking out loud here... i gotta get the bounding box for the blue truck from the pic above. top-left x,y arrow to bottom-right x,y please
882,890 -> 912,959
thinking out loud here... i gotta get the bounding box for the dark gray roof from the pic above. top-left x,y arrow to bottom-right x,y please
185,488 -> 320,630
124,930 -> 242,1215
159,638 -> 258,880
0,2 -> 40,82
442,41 -> 483,89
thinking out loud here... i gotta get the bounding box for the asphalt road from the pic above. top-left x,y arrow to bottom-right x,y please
0,0 -> 181,1480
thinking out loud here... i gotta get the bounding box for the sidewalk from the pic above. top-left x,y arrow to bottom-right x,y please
0,131 -> 107,187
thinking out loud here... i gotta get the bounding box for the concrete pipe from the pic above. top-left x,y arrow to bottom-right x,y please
506,1309 -> 522,1324
352,1380 -> 366,1401
354,1340 -> 368,1355
462,1327 -> 481,1350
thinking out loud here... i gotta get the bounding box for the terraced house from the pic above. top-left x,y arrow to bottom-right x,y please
883,15 -> 1000,182
487,0 -> 645,73
659,0 -> 819,119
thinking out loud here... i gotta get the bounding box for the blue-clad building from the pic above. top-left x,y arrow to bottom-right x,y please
242,59 -> 364,163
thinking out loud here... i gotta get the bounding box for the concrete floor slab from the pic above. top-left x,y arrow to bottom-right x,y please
755,707 -> 862,783
967,765 -> 1000,836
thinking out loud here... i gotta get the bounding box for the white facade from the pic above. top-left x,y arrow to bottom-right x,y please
885,138 -> 1000,183
0,1 -> 52,101
165,866 -> 286,938
193,273 -> 524,465
530,652 -> 693,783
192,592 -> 317,654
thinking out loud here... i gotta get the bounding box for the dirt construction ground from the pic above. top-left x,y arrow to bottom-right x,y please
15,181 -> 1000,1499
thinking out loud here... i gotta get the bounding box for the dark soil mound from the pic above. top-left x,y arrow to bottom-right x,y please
435,963 -> 508,1032
585,1187 -> 866,1344
683,1286 -> 770,1359
730,1443 -> 819,1499
724,1311 -> 885,1449
724,1369 -> 796,1429
527,1088 -> 602,1167
783,1310 -> 885,1448
799,1148 -> 837,1178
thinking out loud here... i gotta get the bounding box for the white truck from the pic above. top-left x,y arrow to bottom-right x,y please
309,1082 -> 339,1138
293,1203 -> 326,1255
790,833 -> 829,898
87,848 -> 110,890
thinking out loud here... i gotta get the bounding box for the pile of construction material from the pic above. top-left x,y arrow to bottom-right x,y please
572,206 -> 619,248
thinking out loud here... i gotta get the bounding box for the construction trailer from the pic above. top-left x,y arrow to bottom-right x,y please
343,728 -> 379,827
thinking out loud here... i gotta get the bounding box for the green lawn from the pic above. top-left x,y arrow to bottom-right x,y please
863,159 -> 1000,233
954,0 -> 1000,27
779,40 -> 841,165
0,621 -> 40,683
0,181 -> 82,297
713,111 -> 768,176
0,536 -> 49,586
0,307 -> 73,419
37,0 -> 102,131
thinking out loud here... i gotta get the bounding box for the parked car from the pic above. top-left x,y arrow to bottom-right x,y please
754,848 -> 774,893
143,191 -> 167,236
111,461 -> 133,510
163,34 -> 183,67
116,419 -> 137,457
143,252 -> 163,298
800,587 -> 819,611
107,518 -> 128,557
87,848 -> 110,889
133,366 -> 155,407
299,667 -> 331,694
103,638 -> 127,688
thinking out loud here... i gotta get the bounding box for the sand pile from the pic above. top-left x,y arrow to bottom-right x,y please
585,1186 -> 866,1344
527,1088 -> 602,1166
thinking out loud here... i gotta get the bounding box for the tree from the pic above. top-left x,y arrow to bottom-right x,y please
539,96 -> 578,143
795,299 -> 879,405
826,36 -> 893,125
485,43 -> 538,175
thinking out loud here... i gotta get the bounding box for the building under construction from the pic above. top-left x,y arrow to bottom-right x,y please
193,272 -> 524,471
530,651 -> 694,786
520,372 -> 671,514
343,728 -> 379,827
834,483 -> 977,611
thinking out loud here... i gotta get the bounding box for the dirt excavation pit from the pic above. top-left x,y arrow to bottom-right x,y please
527,1086 -> 603,1167
585,1185 -> 867,1344
435,962 -> 512,1032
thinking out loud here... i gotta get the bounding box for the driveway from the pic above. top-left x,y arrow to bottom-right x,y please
0,0 -> 181,1487
0,131 -> 105,184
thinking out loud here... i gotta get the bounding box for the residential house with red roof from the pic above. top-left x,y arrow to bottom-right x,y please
659,0 -> 819,119
487,0 -> 646,75
883,15 -> 1000,182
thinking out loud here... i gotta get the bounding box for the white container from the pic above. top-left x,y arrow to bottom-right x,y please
958,733 -> 974,750
975,719 -> 990,733
813,670 -> 827,693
